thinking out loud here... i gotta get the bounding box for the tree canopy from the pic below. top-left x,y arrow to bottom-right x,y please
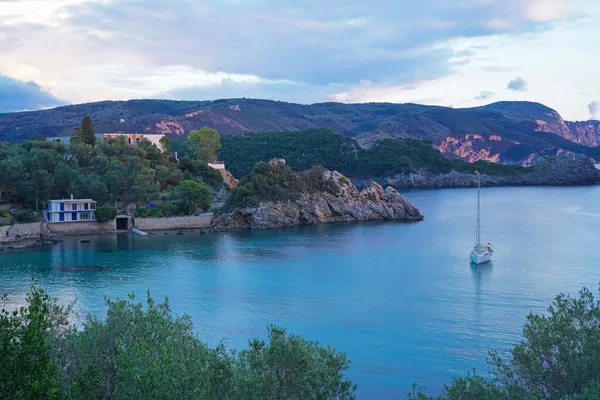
0,136 -> 223,212
218,129 -> 530,179
188,127 -> 221,162
1,285 -> 356,399
71,116 -> 96,146
171,180 -> 211,215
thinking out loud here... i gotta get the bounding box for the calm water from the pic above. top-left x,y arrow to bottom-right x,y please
2,186 -> 600,398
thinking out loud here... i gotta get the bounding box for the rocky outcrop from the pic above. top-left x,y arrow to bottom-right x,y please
0,222 -> 58,250
212,170 -> 423,230
380,157 -> 600,188
223,170 -> 238,188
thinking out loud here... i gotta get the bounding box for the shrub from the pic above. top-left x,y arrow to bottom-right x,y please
0,209 -> 11,219
95,206 -> 116,222
225,162 -> 305,210
16,209 -> 38,222
299,166 -> 341,195
135,204 -> 179,218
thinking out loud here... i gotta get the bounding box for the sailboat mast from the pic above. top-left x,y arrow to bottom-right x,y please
476,173 -> 481,246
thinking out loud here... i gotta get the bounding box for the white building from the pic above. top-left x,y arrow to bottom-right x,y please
46,197 -> 97,223
208,161 -> 226,171
45,133 -> 167,152
101,133 -> 167,151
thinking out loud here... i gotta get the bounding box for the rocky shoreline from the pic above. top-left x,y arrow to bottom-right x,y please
212,170 -> 423,230
357,157 -> 600,189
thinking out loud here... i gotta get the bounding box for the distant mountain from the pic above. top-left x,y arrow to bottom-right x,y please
0,98 -> 598,164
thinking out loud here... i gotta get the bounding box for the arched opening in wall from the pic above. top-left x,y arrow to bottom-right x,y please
116,216 -> 129,231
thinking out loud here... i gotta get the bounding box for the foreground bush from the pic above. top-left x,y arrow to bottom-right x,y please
0,286 -> 356,399
410,286 -> 600,400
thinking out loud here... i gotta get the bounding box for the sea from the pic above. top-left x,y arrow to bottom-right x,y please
1,185 -> 600,398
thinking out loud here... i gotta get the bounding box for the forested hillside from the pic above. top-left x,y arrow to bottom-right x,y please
1,98 -> 599,165
218,129 -> 530,179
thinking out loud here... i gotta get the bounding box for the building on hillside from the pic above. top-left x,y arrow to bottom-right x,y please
207,161 -> 226,171
46,136 -> 71,144
45,133 -> 167,152
100,133 -> 167,151
46,196 -> 97,223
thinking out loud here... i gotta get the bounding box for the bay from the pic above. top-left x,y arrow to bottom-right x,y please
2,185 -> 600,398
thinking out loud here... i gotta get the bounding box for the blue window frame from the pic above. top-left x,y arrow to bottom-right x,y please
60,203 -> 64,211
84,203 -> 89,210
72,204 -> 77,211
59,213 -> 65,222
72,212 -> 77,220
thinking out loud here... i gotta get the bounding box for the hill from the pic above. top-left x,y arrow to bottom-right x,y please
1,98 -> 599,164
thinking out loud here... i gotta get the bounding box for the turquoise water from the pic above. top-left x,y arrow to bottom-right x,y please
2,186 -> 600,398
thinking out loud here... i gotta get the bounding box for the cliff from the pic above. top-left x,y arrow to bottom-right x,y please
380,157 -> 600,188
212,167 -> 423,230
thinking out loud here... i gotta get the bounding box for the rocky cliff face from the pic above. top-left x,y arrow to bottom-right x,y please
212,170 -> 423,230
436,134 -> 521,163
565,121 -> 600,147
379,157 -> 600,189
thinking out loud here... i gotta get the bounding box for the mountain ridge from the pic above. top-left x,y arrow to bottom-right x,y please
1,98 -> 599,164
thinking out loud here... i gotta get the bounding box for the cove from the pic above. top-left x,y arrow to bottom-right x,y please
1,185 -> 600,398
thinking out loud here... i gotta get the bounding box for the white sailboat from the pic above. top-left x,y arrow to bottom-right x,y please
470,173 -> 493,264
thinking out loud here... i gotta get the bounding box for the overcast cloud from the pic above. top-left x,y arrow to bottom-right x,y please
0,0 -> 598,119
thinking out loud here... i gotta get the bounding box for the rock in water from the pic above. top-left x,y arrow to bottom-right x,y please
212,169 -> 423,230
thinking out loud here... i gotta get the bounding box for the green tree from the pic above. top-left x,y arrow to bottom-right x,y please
235,326 -> 357,399
80,115 -> 96,146
171,180 -> 211,215
129,167 -> 159,206
0,285 -> 70,400
95,205 -> 117,222
188,127 -> 221,162
159,135 -> 171,152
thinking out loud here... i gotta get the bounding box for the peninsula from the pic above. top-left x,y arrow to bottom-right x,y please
212,159 -> 423,230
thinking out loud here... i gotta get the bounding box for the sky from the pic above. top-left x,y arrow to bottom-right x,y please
0,0 -> 598,120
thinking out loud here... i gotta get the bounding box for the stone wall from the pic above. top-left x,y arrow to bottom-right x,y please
46,220 -> 116,236
0,222 -> 42,245
134,215 -> 213,231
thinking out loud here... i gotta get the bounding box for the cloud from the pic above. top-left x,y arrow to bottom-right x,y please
0,0 -> 580,105
0,0 -> 595,119
0,74 -> 64,113
158,79 -> 332,105
475,91 -> 494,100
507,76 -> 528,92
589,101 -> 599,119
524,0 -> 567,22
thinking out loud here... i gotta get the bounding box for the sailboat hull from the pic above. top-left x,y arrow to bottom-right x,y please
470,252 -> 492,265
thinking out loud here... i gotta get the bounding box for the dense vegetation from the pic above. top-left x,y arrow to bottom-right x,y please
95,205 -> 117,222
3,283 -> 600,399
1,285 -> 356,399
0,121 -> 224,217
225,162 -> 339,210
219,129 -> 531,179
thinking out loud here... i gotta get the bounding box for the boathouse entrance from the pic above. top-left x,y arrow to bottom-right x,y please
116,215 -> 129,231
